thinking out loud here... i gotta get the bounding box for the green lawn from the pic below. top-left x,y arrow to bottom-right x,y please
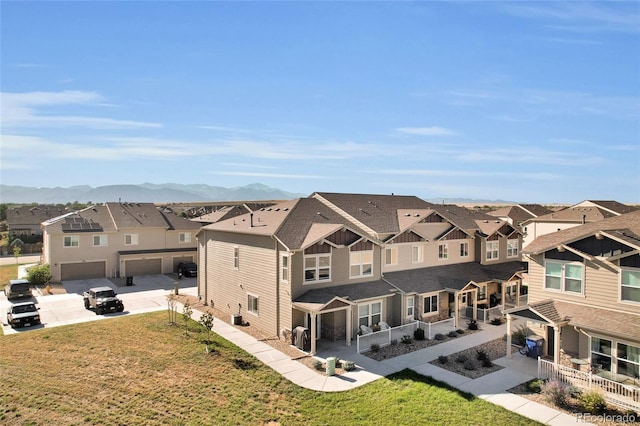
0,311 -> 542,425
1,264 -> 19,290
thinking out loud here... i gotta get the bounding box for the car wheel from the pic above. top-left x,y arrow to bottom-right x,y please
84,299 -> 90,309
95,307 -> 102,315
118,305 -> 124,312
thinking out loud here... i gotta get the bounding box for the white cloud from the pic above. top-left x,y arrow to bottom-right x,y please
395,127 -> 458,136
374,168 -> 559,181
211,171 -> 331,179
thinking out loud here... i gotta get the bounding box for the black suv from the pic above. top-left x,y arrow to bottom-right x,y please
177,262 -> 197,277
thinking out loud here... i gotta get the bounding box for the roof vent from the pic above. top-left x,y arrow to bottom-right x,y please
414,214 -> 420,217
405,213 -> 411,217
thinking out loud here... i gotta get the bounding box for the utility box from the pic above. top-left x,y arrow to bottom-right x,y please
231,314 -> 242,325
126,276 -> 134,286
525,335 -> 544,358
326,357 -> 336,376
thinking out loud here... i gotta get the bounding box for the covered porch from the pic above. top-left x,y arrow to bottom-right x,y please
292,296 -> 354,355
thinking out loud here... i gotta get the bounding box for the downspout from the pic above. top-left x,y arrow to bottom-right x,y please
273,236 -> 280,338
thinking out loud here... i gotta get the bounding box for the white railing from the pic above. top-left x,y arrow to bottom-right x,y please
356,318 -> 455,354
538,358 -> 640,412
463,306 -> 503,323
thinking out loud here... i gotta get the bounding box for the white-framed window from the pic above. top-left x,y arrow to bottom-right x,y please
412,245 -> 423,263
617,342 -> 640,379
407,296 -> 414,317
358,300 -> 382,327
591,337 -> 612,373
423,294 -> 438,315
545,260 -> 583,294
385,247 -> 398,266
63,235 -> 79,247
350,250 -> 373,278
281,255 -> 289,282
179,232 -> 191,243
125,234 -> 139,245
438,243 -> 448,260
460,242 -> 469,257
234,247 -> 239,269
507,239 -> 519,257
621,268 -> 640,303
92,235 -> 107,247
486,241 -> 499,260
304,253 -> 331,283
247,294 -> 259,315
478,286 -> 486,300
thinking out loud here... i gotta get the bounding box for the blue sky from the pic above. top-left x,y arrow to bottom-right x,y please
1,1 -> 639,203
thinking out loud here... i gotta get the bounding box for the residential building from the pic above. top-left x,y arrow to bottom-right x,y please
197,192 -> 525,354
487,204 -> 552,230
42,202 -> 201,281
6,205 -> 70,238
521,200 -> 638,248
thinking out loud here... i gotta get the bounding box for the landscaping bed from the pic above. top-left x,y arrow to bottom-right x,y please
429,338 -> 516,379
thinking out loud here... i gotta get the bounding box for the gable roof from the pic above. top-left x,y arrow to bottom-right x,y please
524,210 -> 640,255
7,205 -> 71,227
525,200 -> 638,225
488,204 -> 552,224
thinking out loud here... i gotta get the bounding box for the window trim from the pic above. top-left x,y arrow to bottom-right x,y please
620,267 -> 640,305
234,247 -> 240,270
281,254 -> 289,282
247,293 -> 259,316
486,240 -> 499,260
358,300 -> 382,327
63,235 -> 79,248
544,259 -> 584,295
460,242 -> 469,258
179,232 -> 191,243
304,252 -> 331,284
507,239 -> 519,258
423,294 -> 439,316
92,235 -> 107,247
385,247 -> 398,266
406,296 -> 414,317
438,243 -> 448,260
350,249 -> 373,278
412,245 -> 423,263
125,234 -> 139,246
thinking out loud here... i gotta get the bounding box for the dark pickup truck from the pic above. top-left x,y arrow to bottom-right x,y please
5,279 -> 32,300
83,287 -> 124,315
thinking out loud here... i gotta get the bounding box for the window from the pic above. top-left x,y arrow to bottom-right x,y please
486,241 -> 499,260
350,250 -> 373,278
507,239 -> 518,257
438,243 -> 448,260
407,296 -> 414,317
621,269 -> 640,303
281,255 -> 288,281
247,294 -> 259,315
125,234 -> 138,245
423,294 -> 438,315
234,247 -> 239,269
460,242 -> 469,257
591,337 -> 612,372
617,342 -> 640,380
304,254 -> 331,283
412,245 -> 423,263
63,235 -> 79,247
179,232 -> 191,243
478,286 -> 486,300
92,235 -> 107,246
358,301 -> 382,327
545,260 -> 583,294
385,247 -> 398,266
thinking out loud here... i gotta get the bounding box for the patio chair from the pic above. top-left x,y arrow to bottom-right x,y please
360,324 -> 373,335
378,321 -> 390,330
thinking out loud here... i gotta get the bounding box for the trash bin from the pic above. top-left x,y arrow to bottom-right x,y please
525,335 -> 544,358
326,357 -> 336,376
231,314 -> 242,325
126,276 -> 133,286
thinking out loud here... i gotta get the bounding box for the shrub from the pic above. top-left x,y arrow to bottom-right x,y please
464,360 -> 476,370
447,330 -> 458,338
580,390 -> 606,415
390,339 -> 398,346
434,333 -> 446,340
312,359 -> 323,370
455,354 -> 468,363
26,263 -> 52,286
467,319 -> 479,331
476,349 -> 488,361
526,379 -> 544,393
456,329 -> 465,334
370,343 -> 380,352
481,358 -> 493,368
438,355 -> 448,364
342,360 -> 356,372
401,335 -> 412,344
511,324 -> 529,346
540,379 -> 569,407
414,328 -> 425,341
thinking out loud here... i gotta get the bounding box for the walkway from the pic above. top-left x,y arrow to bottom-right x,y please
190,306 -> 588,426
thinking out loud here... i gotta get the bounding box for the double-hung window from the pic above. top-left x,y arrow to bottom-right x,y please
507,239 -> 518,257
125,234 -> 139,245
406,296 -> 414,317
460,242 -> 469,257
385,247 -> 398,266
438,243 -> 448,260
545,260 -> 583,294
234,247 -> 240,269
412,245 -> 423,263
305,254 -> 331,283
350,250 -> 373,278
247,294 -> 259,315
281,255 -> 289,282
179,232 -> 191,243
621,268 -> 640,303
63,235 -> 79,247
486,241 -> 499,260
358,301 -> 382,327
423,294 -> 438,315
93,235 -> 107,247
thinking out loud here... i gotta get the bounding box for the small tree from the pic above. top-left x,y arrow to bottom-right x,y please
199,311 -> 215,352
26,264 -> 51,286
182,300 -> 193,336
13,246 -> 21,264
166,293 -> 178,324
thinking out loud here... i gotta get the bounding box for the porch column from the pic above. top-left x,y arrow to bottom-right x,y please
346,306 -> 352,346
553,326 -> 561,364
310,312 -> 317,355
516,280 -> 521,307
506,314 -> 513,359
473,289 -> 478,321
454,291 -> 459,328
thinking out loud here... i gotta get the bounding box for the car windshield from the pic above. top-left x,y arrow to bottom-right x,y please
13,304 -> 37,313
96,290 -> 116,298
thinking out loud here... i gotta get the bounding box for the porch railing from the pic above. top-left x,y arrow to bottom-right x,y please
463,306 -> 503,323
356,318 -> 455,354
538,358 -> 640,412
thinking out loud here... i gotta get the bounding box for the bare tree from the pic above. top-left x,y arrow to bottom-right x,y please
166,293 -> 178,324
182,300 -> 193,336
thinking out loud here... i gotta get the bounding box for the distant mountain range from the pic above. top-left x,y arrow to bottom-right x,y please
0,183 -> 305,204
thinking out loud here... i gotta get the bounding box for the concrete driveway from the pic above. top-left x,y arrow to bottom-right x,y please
1,275 -> 197,335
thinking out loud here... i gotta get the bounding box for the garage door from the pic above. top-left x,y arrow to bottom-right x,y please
125,259 -> 162,276
173,256 -> 194,272
61,262 -> 106,280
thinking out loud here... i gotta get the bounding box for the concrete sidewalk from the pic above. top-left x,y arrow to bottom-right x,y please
190,306 -> 588,425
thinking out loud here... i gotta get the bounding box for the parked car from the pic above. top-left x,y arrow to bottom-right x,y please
83,287 -> 124,315
7,301 -> 41,328
4,279 -> 32,300
177,262 -> 197,277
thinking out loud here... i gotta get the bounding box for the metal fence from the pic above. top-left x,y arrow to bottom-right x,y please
356,318 -> 455,353
538,358 -> 640,412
